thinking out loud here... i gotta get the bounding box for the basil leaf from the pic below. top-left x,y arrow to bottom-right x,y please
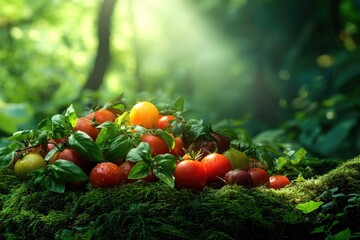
153,168 -> 174,188
50,160 -> 88,182
51,114 -> 71,132
31,167 -> 66,193
156,130 -> 175,149
38,118 -> 52,131
154,154 -> 176,171
126,142 -> 152,163
64,104 -> 78,128
69,131 -> 103,162
107,135 -> 131,162
43,175 -> 66,193
128,161 -> 150,179
0,144 -> 19,168
7,130 -> 35,141
126,148 -> 143,162
173,96 -> 184,112
95,122 -> 120,149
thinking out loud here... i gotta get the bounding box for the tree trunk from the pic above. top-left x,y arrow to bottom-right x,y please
84,0 -> 117,91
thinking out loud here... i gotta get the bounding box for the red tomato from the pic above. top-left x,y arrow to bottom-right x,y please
118,161 -> 136,183
89,162 -> 123,188
86,109 -> 117,124
268,175 -> 290,189
201,153 -> 232,183
74,117 -> 100,141
50,148 -> 89,172
141,134 -> 169,156
224,169 -> 252,187
158,115 -> 176,129
169,137 -> 185,157
174,160 -> 207,190
247,168 -> 269,187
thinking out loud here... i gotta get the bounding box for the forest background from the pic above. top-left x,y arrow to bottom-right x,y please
1,0 -> 359,161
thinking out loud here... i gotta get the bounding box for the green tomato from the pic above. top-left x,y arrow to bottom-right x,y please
14,153 -> 47,181
223,148 -> 249,170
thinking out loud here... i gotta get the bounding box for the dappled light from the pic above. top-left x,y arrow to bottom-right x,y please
0,1 -> 360,238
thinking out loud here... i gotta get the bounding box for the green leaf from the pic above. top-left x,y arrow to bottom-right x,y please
311,225 -> 326,234
42,175 -> 66,193
107,135 -> 132,162
64,104 -> 78,128
153,167 -> 174,188
68,131 -> 103,162
45,146 -> 60,162
296,200 -> 324,214
173,96 -> 184,112
0,144 -> 19,168
170,119 -> 184,137
126,142 -> 152,163
38,118 -> 52,131
126,148 -> 144,162
102,93 -> 126,110
51,114 -> 72,132
156,130 -> 175,149
334,228 -> 351,240
50,159 -> 88,182
255,146 -> 274,171
95,122 -> 120,149
154,154 -> 176,171
115,112 -> 129,126
7,130 -> 35,141
32,168 -> 66,193
330,220 -> 339,229
128,161 -> 150,179
275,156 -> 288,171
185,119 -> 205,141
291,148 -> 307,164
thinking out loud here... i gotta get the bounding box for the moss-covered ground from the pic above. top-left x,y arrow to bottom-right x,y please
1,157 -> 359,240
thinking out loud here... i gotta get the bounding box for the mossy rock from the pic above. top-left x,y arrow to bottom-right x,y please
1,157 -> 359,240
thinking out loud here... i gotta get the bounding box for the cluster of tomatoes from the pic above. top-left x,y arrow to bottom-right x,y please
9,99 -> 291,192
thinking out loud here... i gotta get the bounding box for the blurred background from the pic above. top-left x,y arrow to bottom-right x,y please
0,0 -> 359,160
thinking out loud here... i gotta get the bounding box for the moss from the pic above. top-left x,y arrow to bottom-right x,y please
321,157 -> 360,193
1,157 -> 359,240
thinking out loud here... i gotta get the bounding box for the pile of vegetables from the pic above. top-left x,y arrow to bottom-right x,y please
1,95 -> 294,193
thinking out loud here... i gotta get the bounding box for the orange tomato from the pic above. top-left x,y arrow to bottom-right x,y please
129,101 -> 159,129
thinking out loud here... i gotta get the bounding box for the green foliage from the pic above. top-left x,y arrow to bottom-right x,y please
310,187 -> 360,239
32,160 -> 88,193
296,200 -> 324,214
68,131 -> 103,162
127,142 -> 177,187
